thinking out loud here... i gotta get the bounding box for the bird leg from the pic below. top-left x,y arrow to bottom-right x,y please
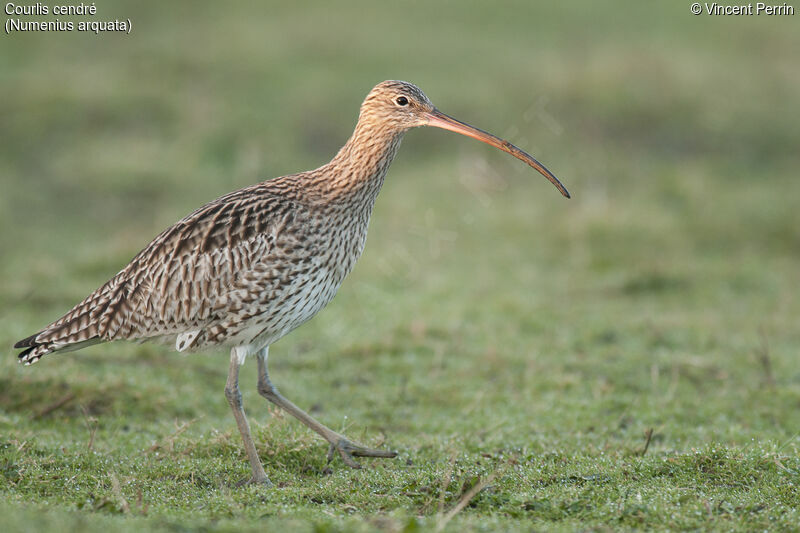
255,347 -> 396,469
224,348 -> 272,486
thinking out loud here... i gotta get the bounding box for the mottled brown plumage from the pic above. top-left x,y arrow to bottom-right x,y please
14,80 -> 569,485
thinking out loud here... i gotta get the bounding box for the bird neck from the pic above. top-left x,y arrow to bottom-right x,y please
315,119 -> 405,208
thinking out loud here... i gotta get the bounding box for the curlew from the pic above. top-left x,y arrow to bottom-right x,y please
14,80 -> 569,486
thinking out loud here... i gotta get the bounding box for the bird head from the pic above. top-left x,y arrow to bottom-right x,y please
359,80 -> 436,130
359,80 -> 570,198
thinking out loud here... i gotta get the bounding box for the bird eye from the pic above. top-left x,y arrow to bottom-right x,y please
395,96 -> 409,106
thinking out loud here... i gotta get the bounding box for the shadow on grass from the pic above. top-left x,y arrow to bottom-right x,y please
0,375 -> 196,421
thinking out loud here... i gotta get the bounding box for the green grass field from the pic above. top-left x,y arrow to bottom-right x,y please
2,1 -> 799,531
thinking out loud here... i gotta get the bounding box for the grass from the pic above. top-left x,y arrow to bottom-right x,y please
2,1 -> 799,531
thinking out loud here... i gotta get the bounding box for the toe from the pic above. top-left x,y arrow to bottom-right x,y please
325,438 -> 397,469
236,475 -> 273,488
326,443 -> 336,463
337,447 -> 363,469
351,447 -> 397,458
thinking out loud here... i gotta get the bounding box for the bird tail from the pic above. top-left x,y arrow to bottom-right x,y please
13,270 -> 132,365
14,331 -> 102,365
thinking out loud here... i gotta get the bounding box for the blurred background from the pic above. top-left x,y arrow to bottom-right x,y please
0,0 -> 798,526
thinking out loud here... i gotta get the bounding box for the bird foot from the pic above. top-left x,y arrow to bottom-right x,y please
235,474 -> 273,488
326,438 -> 397,469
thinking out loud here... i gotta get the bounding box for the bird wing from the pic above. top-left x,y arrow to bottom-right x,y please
16,179 -> 308,364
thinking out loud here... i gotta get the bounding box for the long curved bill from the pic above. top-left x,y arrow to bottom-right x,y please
425,109 -> 570,199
